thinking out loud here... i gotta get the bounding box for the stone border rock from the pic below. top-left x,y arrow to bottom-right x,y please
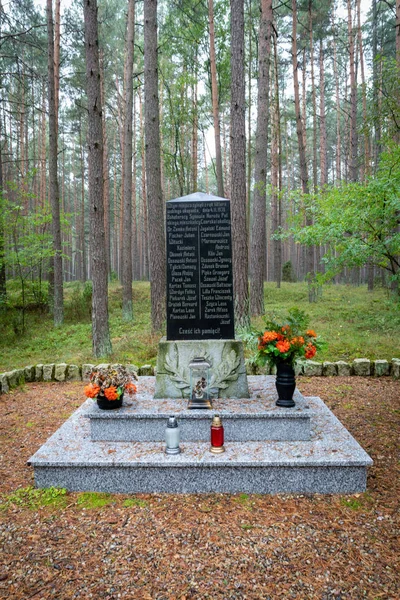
0,359 -> 399,395
245,358 -> 400,379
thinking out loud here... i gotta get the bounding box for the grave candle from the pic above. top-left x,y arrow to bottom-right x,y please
210,415 -> 225,454
165,416 -> 181,455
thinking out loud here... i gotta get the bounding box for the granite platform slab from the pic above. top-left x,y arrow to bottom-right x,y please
86,376 -> 312,442
29,376 -> 373,495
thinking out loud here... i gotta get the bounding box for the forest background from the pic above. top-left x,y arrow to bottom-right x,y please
0,0 -> 399,367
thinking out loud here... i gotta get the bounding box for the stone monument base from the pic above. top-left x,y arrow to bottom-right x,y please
29,376 -> 373,494
154,338 -> 249,399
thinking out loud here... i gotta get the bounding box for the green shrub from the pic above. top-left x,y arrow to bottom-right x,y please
65,281 -> 92,322
282,260 -> 297,282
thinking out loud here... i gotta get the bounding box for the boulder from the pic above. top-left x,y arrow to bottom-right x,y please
35,364 -> 43,381
392,358 -> 400,380
67,365 -> 81,381
294,360 -> 305,376
0,373 -> 9,394
353,358 -> 371,376
373,360 -> 390,377
303,361 -> 323,377
43,364 -> 55,381
24,365 -> 35,382
82,364 -> 94,381
335,361 -> 352,376
6,369 -> 25,389
54,363 -> 68,382
322,361 -> 337,376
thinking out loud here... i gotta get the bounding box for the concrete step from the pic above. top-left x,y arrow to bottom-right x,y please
29,377 -> 372,495
86,376 -> 312,442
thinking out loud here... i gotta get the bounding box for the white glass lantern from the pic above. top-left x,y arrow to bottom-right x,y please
188,357 -> 212,409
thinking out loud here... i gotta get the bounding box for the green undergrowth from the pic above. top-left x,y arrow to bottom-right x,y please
76,492 -> 115,509
0,280 -> 399,372
0,486 -> 68,510
123,497 -> 148,508
340,492 -> 374,511
0,487 -> 150,512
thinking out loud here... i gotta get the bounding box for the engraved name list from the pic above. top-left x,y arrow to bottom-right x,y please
166,196 -> 235,340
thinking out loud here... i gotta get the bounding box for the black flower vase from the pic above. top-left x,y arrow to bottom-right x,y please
96,394 -> 123,410
275,362 -> 296,408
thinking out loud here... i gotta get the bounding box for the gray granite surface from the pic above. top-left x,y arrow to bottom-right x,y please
87,376 -> 311,442
29,375 -> 372,494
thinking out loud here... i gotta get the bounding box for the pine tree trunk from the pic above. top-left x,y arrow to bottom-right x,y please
208,0 -> 224,197
54,0 -> 60,137
272,30 -> 282,289
132,92 -> 139,280
308,2 -> 317,191
0,140 -> 6,299
47,0 -> 63,325
246,4 -> 252,229
100,50 -> 111,278
292,0 -> 314,300
79,123 -> 87,281
122,0 -> 135,321
192,79 -> 198,192
250,0 -> 272,316
203,131 -> 209,193
332,21 -> 341,183
144,0 -> 166,331
372,0 -> 381,171
347,0 -> 358,182
116,76 -> 125,281
112,130 -> 118,276
231,0 -> 249,328
139,88 -> 149,279
83,0 -> 112,357
357,0 -> 370,177
40,82 -> 47,206
319,39 -> 327,187
292,0 -> 309,196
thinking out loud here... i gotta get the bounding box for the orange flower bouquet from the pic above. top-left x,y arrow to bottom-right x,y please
255,309 -> 324,368
84,364 -> 138,409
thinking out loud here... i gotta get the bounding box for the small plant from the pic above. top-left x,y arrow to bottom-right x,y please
65,281 -> 92,322
1,486 -> 67,510
282,260 -> 297,282
340,497 -> 363,511
254,308 -> 325,367
123,498 -> 148,508
76,492 -> 114,509
84,364 -> 138,401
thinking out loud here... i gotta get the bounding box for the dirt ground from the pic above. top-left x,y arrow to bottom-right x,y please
0,377 -> 399,599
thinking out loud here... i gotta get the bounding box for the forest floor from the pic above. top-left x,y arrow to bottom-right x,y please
1,281 -> 400,371
0,377 -> 399,599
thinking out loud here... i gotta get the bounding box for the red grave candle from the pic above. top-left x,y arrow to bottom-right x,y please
210,415 -> 225,453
